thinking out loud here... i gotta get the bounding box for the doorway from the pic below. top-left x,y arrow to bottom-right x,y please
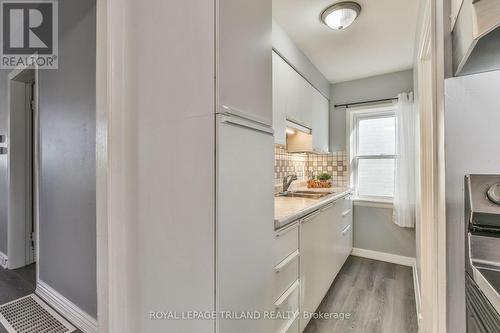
7,67 -> 38,273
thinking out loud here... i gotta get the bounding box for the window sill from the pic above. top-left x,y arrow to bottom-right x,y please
353,197 -> 393,209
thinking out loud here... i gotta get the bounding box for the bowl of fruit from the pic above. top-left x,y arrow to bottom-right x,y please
307,172 -> 332,188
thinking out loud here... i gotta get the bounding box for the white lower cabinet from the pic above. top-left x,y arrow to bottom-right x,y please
274,194 -> 353,333
274,222 -> 300,333
298,194 -> 353,332
299,210 -> 331,331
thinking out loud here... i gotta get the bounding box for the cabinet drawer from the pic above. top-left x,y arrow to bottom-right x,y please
276,312 -> 299,333
340,224 -> 353,260
339,196 -> 353,229
274,223 -> 299,265
274,250 -> 299,301
274,280 -> 299,333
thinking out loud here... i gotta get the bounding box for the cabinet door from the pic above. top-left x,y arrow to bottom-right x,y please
300,210 -> 330,332
451,0 -> 464,29
299,78 -> 313,128
285,64 -> 303,124
217,116 -> 275,333
311,89 -> 329,153
321,202 -> 339,280
331,196 -> 353,276
218,0 -> 272,125
273,52 -> 287,145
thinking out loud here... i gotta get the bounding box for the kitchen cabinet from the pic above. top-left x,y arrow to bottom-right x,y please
273,222 -> 300,333
272,51 -> 329,151
299,194 -> 353,332
273,52 -> 288,145
451,0 -> 464,29
218,0 -> 272,125
217,115 -> 275,333
452,0 -> 500,76
299,210 -> 331,332
311,88 -> 329,153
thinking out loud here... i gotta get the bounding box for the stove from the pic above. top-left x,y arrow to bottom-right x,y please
465,175 -> 500,332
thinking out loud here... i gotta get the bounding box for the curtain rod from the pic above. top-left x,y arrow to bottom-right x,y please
334,97 -> 398,108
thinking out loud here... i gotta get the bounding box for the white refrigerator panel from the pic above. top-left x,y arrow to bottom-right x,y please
216,114 -> 275,333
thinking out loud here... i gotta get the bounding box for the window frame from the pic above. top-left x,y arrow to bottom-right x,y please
347,103 -> 397,203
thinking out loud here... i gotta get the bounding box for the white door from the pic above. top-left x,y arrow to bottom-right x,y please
7,69 -> 37,269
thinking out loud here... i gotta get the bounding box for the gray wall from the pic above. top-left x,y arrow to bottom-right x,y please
272,20 -> 330,99
354,206 -> 416,257
445,70 -> 500,333
330,70 -> 414,151
331,70 -> 416,258
331,69 -> 413,105
38,0 -> 96,318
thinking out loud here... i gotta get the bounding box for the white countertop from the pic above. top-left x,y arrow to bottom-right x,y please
274,186 -> 352,229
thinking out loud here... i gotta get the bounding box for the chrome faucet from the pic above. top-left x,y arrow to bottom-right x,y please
282,174 -> 298,193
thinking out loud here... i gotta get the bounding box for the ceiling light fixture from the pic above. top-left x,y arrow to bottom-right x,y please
321,2 -> 361,31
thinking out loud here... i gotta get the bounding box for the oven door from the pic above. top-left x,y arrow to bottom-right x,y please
466,273 -> 500,332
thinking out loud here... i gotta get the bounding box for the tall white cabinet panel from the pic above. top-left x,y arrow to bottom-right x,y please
217,0 -> 272,125
216,115 -> 275,333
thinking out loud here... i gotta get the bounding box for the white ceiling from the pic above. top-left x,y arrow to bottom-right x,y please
273,0 -> 420,83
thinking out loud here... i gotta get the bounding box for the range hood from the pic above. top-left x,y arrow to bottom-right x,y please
453,0 -> 500,76
285,120 -> 313,153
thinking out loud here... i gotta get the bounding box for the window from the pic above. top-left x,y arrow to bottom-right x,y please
349,106 -> 396,201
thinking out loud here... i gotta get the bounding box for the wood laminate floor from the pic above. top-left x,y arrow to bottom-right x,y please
304,256 -> 418,333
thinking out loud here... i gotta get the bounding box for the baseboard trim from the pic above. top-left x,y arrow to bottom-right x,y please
36,281 -> 97,333
351,248 -> 415,267
0,252 -> 7,269
412,261 -> 422,329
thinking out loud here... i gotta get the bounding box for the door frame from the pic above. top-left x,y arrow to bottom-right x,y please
7,65 -> 39,271
415,0 -> 447,332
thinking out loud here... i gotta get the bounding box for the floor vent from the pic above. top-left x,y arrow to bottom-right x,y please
0,294 -> 76,333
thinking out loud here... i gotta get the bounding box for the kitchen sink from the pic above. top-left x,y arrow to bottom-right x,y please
275,191 -> 335,199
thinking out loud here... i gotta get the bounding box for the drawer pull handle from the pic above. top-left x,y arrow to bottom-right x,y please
342,209 -> 352,217
342,224 -> 351,235
321,203 -> 334,212
275,280 -> 299,308
275,250 -> 299,273
302,210 -> 320,223
276,222 -> 299,238
278,310 -> 299,333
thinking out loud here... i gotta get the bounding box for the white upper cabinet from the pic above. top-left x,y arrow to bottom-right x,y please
272,51 -> 329,151
451,0 -> 464,29
284,59 -> 303,124
272,52 -> 287,145
218,0 -> 272,125
311,88 -> 329,153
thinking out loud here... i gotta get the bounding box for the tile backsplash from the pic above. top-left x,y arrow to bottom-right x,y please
274,145 -> 348,188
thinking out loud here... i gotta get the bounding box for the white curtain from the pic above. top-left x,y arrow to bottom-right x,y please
393,92 -> 416,228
